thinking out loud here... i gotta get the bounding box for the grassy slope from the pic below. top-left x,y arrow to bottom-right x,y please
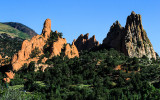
0,23 -> 31,39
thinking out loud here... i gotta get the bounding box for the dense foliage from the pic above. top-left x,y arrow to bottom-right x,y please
0,23 -> 31,39
0,32 -> 160,100
0,33 -> 24,57
1,48 -> 159,100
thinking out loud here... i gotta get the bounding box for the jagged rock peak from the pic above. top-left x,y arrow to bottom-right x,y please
114,20 -> 121,26
103,21 -> 125,51
83,33 -> 89,40
103,11 -> 156,59
110,20 -> 123,32
42,18 -> 51,39
74,33 -> 99,51
125,11 -> 143,30
131,11 -> 136,15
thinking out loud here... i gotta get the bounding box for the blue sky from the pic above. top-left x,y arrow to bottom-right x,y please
0,0 -> 160,54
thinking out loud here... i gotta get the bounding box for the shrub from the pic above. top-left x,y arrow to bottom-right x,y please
28,61 -> 35,72
30,47 -> 41,58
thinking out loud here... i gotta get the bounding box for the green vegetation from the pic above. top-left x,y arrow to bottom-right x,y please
1,48 -> 160,100
3,22 -> 37,37
0,33 -> 24,57
0,23 -> 31,39
43,30 -> 63,56
30,47 -> 41,58
0,22 -> 37,57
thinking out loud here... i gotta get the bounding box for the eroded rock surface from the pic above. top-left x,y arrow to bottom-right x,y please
103,11 -> 156,59
3,70 -> 15,83
65,42 -> 79,58
11,19 -> 79,71
74,33 -> 99,51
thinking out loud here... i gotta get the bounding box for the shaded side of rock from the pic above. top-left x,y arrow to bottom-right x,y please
74,33 -> 99,51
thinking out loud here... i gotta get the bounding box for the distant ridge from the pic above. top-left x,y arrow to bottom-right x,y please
3,22 -> 37,38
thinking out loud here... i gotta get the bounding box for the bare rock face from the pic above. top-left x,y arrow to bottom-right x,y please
74,33 -> 99,52
11,19 -> 51,71
42,19 -> 51,39
0,55 -> 2,59
103,11 -> 156,59
103,21 -> 126,54
5,71 -> 15,79
50,37 -> 67,58
3,78 -> 10,83
3,70 -> 15,83
11,19 -> 79,71
65,42 -> 79,58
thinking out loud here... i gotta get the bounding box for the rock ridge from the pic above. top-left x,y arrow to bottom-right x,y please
74,33 -> 99,52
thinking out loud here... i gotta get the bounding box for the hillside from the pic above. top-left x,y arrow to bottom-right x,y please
0,22 -> 37,57
3,22 -> 37,37
0,23 -> 31,39
0,33 -> 24,57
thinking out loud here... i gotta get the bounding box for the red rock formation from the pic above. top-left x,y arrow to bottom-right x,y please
5,71 -> 15,79
74,33 -> 99,51
3,70 -> 15,83
65,42 -> 79,58
3,78 -> 10,83
42,19 -> 51,39
0,55 -> 2,59
11,19 -> 79,71
11,18 -> 50,71
50,37 -> 67,58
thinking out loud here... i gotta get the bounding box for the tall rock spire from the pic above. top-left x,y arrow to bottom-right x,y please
103,11 -> 156,59
42,18 -> 51,39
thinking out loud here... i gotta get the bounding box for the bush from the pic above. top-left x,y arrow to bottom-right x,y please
28,61 -> 35,72
30,47 -> 41,58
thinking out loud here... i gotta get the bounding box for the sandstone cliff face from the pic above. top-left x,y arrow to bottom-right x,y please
11,18 -> 50,71
42,19 -> 51,39
65,42 -> 79,58
11,19 -> 79,71
103,11 -> 156,59
74,33 -> 99,52
50,37 -> 67,58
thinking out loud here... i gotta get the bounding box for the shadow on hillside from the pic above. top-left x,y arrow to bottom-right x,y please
0,64 -> 13,74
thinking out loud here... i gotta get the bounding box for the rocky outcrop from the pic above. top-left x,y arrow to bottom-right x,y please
42,19 -> 51,39
11,19 -> 79,71
103,11 -> 156,59
0,55 -> 2,59
103,21 -> 126,54
35,64 -> 53,72
74,33 -> 99,52
5,71 -> 15,79
50,37 -> 67,58
65,42 -> 79,58
3,70 -> 15,83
